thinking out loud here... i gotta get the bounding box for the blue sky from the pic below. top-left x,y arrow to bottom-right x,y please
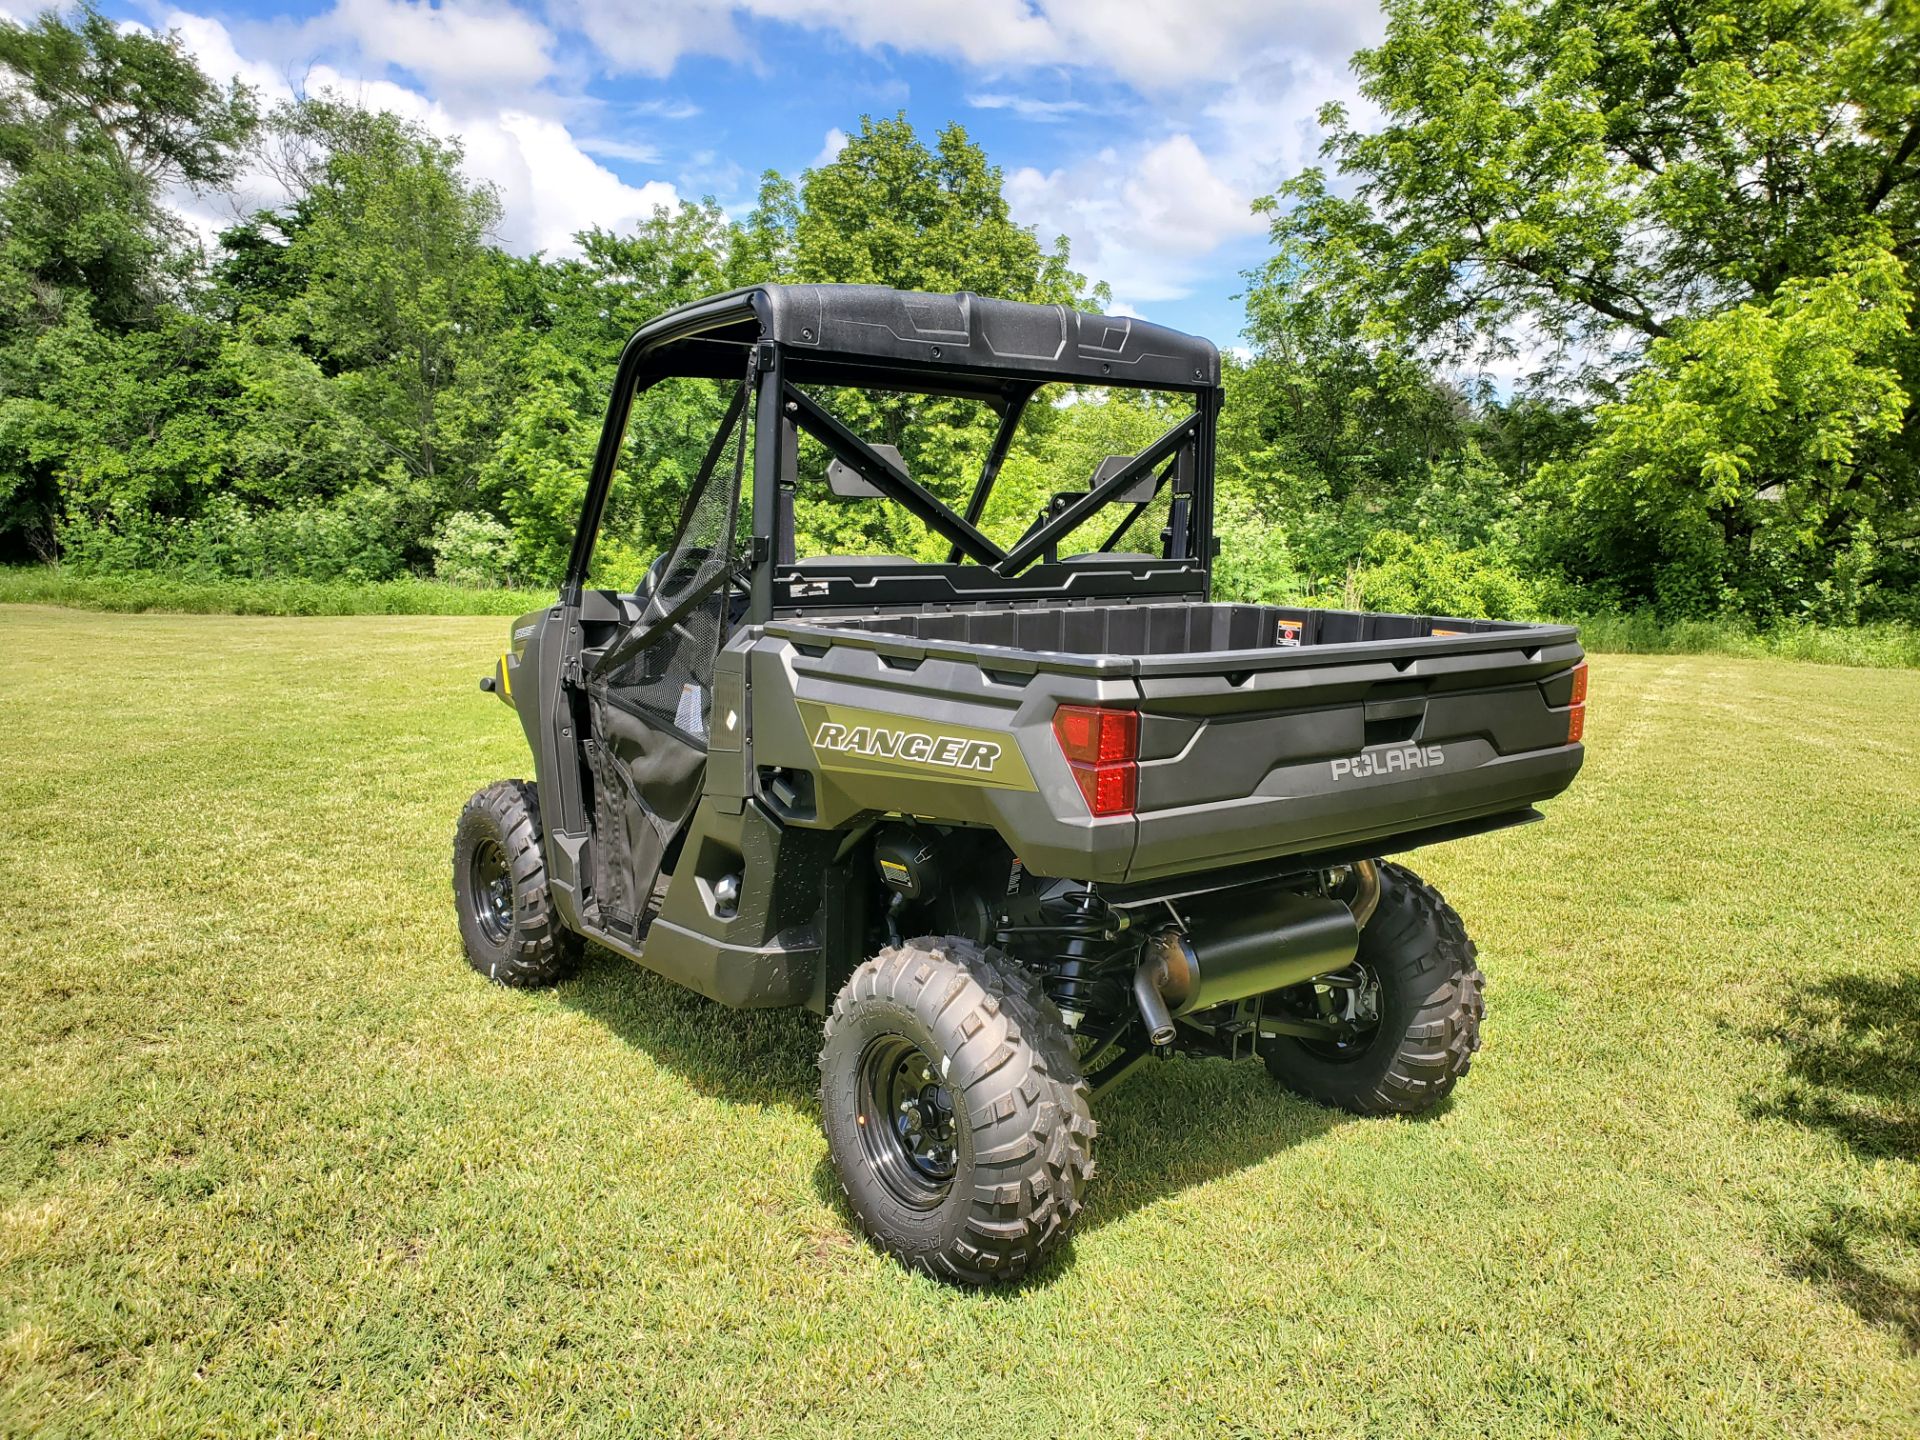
72,1 -> 1388,346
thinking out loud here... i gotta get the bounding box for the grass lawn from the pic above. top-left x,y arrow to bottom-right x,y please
1,604 -> 1915,1438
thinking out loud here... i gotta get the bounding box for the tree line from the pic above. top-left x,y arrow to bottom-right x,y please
1,1 -> 1914,625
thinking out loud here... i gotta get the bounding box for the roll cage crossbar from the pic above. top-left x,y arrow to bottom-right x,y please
780,382 -> 1008,566
561,284 -> 1224,618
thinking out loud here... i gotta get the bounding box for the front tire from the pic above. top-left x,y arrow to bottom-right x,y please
819,937 -> 1094,1285
452,779 -> 582,987
1262,862 -> 1483,1116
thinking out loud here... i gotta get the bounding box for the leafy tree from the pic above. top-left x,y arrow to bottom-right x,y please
1471,395 -> 1591,487
783,115 -> 1096,558
796,115 -> 1088,303
1238,232 -> 1478,508
1535,240 -> 1914,618
0,3 -> 255,559
1266,0 -> 1919,367
0,2 -> 256,333
1252,0 -> 1920,617
486,201 -> 742,584
271,102 -> 511,527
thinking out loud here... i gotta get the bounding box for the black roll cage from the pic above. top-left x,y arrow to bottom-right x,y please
561,285 -> 1223,621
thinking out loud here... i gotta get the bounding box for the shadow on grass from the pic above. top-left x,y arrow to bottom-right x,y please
1073,1057 -> 1354,1234
1786,1204 -> 1920,1354
1752,971 -> 1920,1352
560,947 -> 822,1113
563,946 -> 1355,1281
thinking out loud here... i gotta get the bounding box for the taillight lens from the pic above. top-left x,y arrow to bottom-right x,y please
1052,705 -> 1138,764
1053,705 -> 1139,816
1071,760 -> 1137,816
1567,661 -> 1588,743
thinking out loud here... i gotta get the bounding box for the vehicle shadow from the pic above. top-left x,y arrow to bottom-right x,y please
562,947 -> 1358,1282
559,946 -> 823,1113
1071,1056 -> 1353,1232
1749,971 -> 1920,1352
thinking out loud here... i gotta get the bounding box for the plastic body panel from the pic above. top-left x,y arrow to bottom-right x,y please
745,630 -> 1141,882
634,798 -> 832,1008
749,603 -> 1585,884
755,284 -> 1218,390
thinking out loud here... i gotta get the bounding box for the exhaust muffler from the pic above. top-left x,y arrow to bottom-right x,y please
1132,886 -> 1361,1042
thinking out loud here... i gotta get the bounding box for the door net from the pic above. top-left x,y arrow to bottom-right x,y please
594,382 -> 747,741
582,381 -> 747,928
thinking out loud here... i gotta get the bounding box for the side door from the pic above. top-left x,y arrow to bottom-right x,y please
579,382 -> 749,935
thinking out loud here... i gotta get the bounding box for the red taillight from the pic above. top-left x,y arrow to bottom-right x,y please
1052,705 -> 1138,764
1567,661 -> 1588,743
1053,705 -> 1139,816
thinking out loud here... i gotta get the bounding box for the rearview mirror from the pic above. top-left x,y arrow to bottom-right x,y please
826,443 -> 905,498
1092,455 -> 1160,504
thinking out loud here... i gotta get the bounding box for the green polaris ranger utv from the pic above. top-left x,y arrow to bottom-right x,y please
453,284 -> 1587,1284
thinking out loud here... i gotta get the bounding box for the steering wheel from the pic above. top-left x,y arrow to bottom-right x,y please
635,546 -> 748,641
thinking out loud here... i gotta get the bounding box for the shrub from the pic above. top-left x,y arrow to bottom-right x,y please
1213,483 -> 1303,604
430,510 -> 514,588
1346,532 -> 1545,620
56,492 -> 409,582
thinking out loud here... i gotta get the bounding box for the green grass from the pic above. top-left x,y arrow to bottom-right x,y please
1566,611 -> 1920,669
0,567 -> 549,617
1,604 -> 1916,1437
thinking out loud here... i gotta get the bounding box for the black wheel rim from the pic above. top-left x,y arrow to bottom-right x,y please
1295,964 -> 1384,1063
468,837 -> 514,946
855,1035 -> 958,1208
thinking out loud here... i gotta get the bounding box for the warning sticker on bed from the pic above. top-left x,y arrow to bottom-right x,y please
1275,618 -> 1303,647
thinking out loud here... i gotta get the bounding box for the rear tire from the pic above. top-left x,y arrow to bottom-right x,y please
819,937 -> 1094,1285
452,779 -> 582,987
1262,862 -> 1483,1116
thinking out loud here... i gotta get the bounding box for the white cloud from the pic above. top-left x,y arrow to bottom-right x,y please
1122,134 -> 1266,255
1201,49 -> 1377,195
472,111 -> 680,251
550,0 -> 747,79
626,98 -> 702,121
965,92 -> 1089,121
160,10 -> 304,106
577,135 -> 663,164
552,0 -> 1380,93
812,127 -> 849,168
1030,0 -> 1377,92
747,0 -> 1058,71
154,11 -> 680,258
983,20 -> 1380,317
305,0 -> 556,98
1008,134 -> 1264,306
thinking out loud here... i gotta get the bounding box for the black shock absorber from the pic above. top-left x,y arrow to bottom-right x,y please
996,876 -> 1138,1022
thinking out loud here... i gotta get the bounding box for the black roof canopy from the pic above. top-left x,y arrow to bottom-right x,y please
626,283 -> 1220,394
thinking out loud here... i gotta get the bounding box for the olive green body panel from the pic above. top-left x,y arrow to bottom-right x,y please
744,631 -> 1141,882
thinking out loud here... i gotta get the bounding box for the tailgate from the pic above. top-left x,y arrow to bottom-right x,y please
1125,633 -> 1585,881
